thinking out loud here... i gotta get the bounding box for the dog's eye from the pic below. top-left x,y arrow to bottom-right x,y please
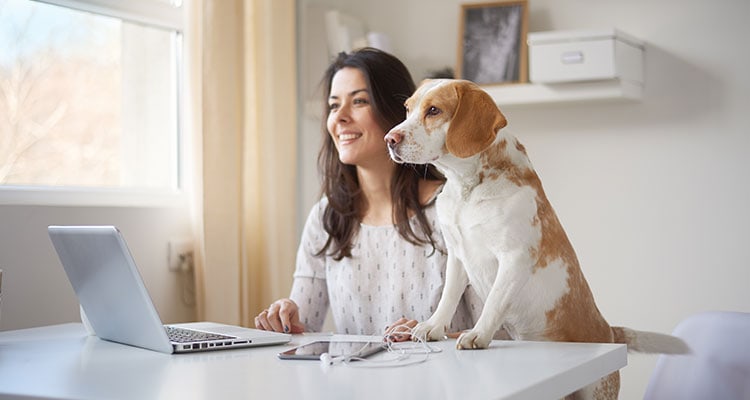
425,106 -> 441,117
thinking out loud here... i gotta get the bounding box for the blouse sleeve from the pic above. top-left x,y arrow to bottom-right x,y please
289,276 -> 328,332
288,199 -> 330,332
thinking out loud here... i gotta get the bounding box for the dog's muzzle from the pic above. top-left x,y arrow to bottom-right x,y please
387,143 -> 404,163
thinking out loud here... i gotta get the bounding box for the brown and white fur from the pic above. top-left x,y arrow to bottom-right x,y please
384,79 -> 688,400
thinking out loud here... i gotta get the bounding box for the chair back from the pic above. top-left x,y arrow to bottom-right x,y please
643,311 -> 750,400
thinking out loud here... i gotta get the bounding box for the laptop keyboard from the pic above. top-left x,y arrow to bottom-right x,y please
166,326 -> 236,343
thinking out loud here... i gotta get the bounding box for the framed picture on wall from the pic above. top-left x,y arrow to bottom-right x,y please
457,1 -> 529,85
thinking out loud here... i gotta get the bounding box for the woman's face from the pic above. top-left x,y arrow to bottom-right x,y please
326,67 -> 391,168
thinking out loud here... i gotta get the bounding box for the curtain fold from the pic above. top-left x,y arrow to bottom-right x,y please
190,0 -> 297,325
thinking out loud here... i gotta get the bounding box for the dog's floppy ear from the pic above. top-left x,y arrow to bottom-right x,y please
446,81 -> 507,158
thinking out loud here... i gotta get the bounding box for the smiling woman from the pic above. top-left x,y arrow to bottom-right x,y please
0,0 -> 182,193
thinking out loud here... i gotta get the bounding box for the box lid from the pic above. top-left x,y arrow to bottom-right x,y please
528,28 -> 644,48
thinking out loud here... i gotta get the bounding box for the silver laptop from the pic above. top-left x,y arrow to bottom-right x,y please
48,225 -> 290,354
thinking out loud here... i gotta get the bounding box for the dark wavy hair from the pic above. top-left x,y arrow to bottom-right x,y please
316,47 -> 445,260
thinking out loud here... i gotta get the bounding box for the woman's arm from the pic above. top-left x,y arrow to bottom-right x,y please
289,276 -> 329,332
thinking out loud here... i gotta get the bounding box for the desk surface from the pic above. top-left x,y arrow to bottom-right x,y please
0,323 -> 626,400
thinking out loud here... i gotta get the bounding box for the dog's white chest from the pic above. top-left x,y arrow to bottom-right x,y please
435,186 -> 511,296
436,180 -> 538,256
435,180 -> 565,309
439,206 -> 493,260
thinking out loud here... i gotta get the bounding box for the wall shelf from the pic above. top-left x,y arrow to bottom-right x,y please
484,79 -> 642,107
487,28 -> 645,107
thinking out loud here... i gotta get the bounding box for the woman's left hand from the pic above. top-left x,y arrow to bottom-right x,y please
384,318 -> 465,342
383,317 -> 418,342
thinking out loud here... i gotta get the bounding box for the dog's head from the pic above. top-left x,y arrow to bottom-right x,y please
385,79 -> 507,164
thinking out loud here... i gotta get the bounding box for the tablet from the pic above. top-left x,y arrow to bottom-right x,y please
278,340 -> 386,360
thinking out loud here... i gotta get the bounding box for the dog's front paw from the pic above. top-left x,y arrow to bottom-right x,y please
412,320 -> 447,342
456,329 -> 493,350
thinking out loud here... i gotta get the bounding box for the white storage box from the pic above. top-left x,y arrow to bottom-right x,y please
528,29 -> 644,84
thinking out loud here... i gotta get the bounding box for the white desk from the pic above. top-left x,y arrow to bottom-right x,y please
0,323 -> 626,400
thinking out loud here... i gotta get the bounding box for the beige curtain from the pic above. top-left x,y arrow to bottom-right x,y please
188,0 -> 297,326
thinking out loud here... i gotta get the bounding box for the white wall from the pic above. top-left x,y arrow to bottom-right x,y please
297,0 -> 750,398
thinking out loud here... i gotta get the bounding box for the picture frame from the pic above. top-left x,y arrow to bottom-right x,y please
457,1 -> 529,85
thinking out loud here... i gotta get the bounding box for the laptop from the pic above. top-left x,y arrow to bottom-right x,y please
48,225 -> 291,354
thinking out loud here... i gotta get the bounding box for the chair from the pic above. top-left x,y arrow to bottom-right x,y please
643,311 -> 750,400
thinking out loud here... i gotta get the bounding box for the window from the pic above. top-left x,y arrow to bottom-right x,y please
0,0 -> 185,202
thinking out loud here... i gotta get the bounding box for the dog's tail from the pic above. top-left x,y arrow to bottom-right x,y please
611,326 -> 691,354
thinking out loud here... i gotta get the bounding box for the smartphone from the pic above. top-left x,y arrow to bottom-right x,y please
277,340 -> 386,360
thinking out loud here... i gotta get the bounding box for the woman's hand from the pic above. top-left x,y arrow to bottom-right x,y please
254,298 -> 305,334
384,317 -> 418,342
384,318 -> 464,342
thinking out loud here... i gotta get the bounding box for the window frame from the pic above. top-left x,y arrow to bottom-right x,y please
37,0 -> 184,31
0,0 -> 190,208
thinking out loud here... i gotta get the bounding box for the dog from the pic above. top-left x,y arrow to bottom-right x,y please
384,79 -> 688,400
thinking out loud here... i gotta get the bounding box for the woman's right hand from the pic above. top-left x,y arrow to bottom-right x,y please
254,298 -> 306,334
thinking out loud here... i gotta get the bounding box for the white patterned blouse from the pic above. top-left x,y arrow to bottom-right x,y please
290,196 -> 484,336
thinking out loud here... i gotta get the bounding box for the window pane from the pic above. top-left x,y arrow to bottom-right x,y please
0,0 -> 180,190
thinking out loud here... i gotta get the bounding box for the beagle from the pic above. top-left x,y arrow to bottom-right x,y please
385,79 -> 688,400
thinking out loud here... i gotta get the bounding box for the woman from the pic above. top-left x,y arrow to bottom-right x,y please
254,48 -> 481,337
